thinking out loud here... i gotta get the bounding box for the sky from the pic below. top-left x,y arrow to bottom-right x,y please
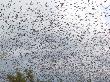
0,0 -> 110,82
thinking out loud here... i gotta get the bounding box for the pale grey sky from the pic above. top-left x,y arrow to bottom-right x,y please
0,0 -> 110,82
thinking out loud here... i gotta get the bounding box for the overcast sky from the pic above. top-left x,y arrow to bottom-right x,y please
0,0 -> 110,82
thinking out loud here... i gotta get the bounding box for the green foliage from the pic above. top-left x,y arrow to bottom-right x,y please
7,72 -> 26,82
7,69 -> 35,82
7,69 -> 92,82
24,69 -> 34,82
7,69 -> 52,82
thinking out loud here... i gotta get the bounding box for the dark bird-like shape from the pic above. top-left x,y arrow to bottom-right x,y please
60,3 -> 64,7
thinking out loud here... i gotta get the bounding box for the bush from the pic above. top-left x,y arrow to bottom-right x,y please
7,72 -> 26,82
7,69 -> 91,82
7,69 -> 52,82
